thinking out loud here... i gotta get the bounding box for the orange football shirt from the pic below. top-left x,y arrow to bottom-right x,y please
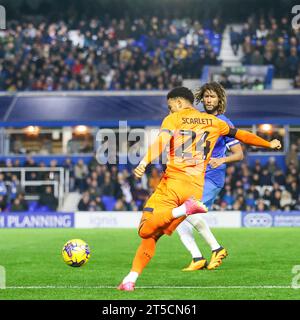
160,108 -> 230,186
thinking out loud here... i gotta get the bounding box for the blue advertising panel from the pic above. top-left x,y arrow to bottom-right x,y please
242,211 -> 300,227
0,212 -> 74,228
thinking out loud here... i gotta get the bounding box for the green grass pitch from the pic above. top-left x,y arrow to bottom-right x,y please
0,228 -> 299,300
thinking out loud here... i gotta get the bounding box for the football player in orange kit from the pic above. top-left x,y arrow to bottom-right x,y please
118,87 -> 281,291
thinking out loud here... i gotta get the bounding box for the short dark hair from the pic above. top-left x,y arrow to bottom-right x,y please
167,87 -> 194,105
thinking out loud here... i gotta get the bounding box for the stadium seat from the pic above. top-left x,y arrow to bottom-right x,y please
28,201 -> 38,212
38,205 -> 51,212
102,196 -> 117,211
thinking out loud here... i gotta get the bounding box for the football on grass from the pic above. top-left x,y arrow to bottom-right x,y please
62,239 -> 90,267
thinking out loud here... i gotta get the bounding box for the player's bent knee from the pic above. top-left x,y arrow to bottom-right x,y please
138,227 -> 151,239
138,226 -> 162,240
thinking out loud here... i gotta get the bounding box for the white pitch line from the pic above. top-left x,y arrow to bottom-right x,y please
2,285 -> 293,290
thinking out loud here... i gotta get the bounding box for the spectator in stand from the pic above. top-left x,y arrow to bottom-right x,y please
67,138 -> 81,154
245,193 -> 256,210
95,165 -> 106,185
63,158 -> 75,191
263,189 -> 272,204
251,50 -> 264,65
275,51 -> 288,77
256,23 -> 268,40
102,172 -> 115,197
88,200 -> 98,211
256,199 -> 269,212
294,72 -> 300,87
265,156 -> 278,174
132,182 -> 149,210
288,47 -> 299,78
287,181 -> 299,203
113,198 -> 127,211
17,193 -> 28,211
95,196 -> 106,211
78,192 -> 90,211
280,190 -> 293,210
11,198 -> 25,212
273,169 -> 286,185
260,168 -> 273,186
74,159 -> 89,192
232,195 -> 246,210
0,174 -> 7,197
24,157 -> 36,168
27,172 -> 39,194
88,153 -> 99,172
230,27 -> 241,56
253,160 -> 262,174
270,190 -> 282,210
87,179 -> 102,200
118,173 -> 133,206
251,173 -> 260,186
0,195 -> 7,212
286,143 -> 299,168
38,186 -> 58,211
222,187 -> 234,209
219,74 -> 233,89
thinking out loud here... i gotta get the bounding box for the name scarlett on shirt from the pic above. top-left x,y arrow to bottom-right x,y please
182,117 -> 213,125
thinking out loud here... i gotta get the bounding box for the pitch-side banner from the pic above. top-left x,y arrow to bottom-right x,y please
242,211 -> 300,227
0,212 -> 74,228
74,211 -> 241,228
75,211 -> 142,228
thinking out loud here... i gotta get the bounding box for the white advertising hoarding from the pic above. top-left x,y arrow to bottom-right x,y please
201,211 -> 241,228
75,211 -> 241,228
75,211 -> 142,228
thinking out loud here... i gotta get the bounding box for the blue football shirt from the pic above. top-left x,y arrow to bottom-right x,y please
205,114 -> 240,188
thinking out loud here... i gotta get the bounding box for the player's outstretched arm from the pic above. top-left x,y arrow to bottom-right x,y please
134,131 -> 172,178
209,143 -> 244,168
228,128 -> 281,149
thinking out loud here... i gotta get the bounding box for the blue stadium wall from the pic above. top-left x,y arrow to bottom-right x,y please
0,91 -> 300,126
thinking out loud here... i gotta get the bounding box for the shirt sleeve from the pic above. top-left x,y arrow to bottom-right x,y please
160,114 -> 177,136
226,138 -> 240,150
217,118 -> 231,136
223,119 -> 240,150
141,114 -> 176,165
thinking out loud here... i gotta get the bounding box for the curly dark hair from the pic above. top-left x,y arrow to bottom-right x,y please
194,82 -> 227,114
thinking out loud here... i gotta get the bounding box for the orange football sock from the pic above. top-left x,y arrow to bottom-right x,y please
131,238 -> 158,274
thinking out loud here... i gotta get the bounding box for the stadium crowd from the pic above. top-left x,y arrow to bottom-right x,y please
0,149 -> 299,213
229,15 -> 300,87
1,12 -> 300,91
0,16 -> 221,91
0,157 -> 59,212
61,148 -> 300,212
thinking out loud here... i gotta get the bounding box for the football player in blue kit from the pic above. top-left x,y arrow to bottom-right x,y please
177,82 -> 244,271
